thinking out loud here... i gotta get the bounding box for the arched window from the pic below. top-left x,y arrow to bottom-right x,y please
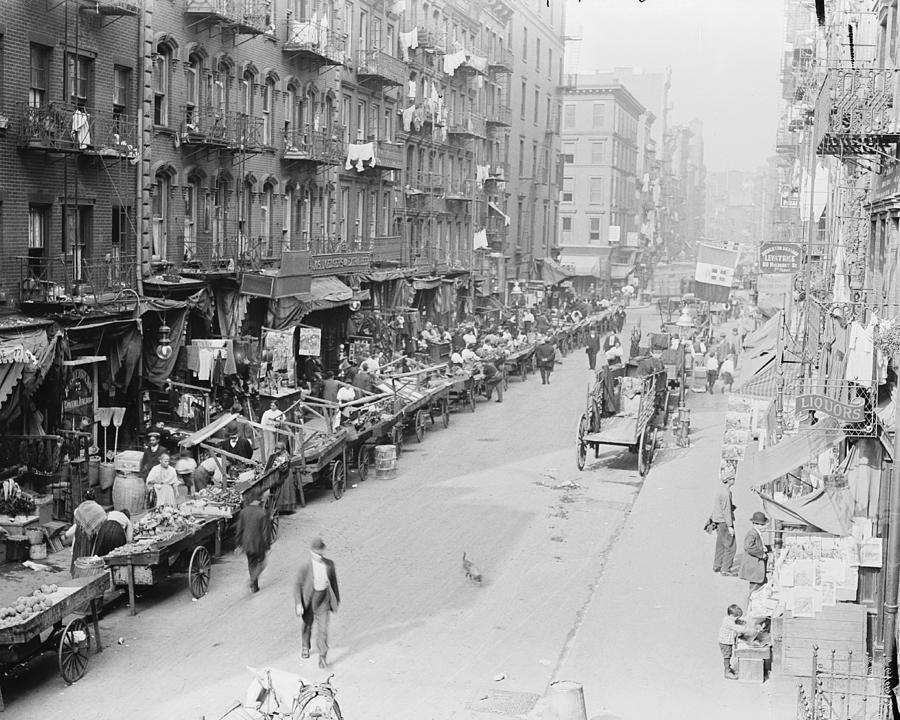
261,182 -> 275,255
241,69 -> 255,117
153,44 -> 174,125
284,85 -> 299,147
263,78 -> 275,146
185,53 -> 203,129
151,173 -> 170,260
283,185 -> 294,250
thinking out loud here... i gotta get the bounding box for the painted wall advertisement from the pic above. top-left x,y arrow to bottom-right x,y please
63,367 -> 94,428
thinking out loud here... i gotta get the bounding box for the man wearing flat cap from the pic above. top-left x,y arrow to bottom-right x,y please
139,430 -> 166,480
294,537 -> 340,668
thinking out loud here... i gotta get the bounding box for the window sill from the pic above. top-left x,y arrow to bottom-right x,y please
154,126 -> 177,136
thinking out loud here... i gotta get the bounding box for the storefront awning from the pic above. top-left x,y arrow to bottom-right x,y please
268,276 -> 368,329
558,254 -> 602,279
413,276 -> 442,291
734,358 -> 802,399
540,258 -> 574,285
755,486 -> 853,536
737,417 -> 844,487
610,263 -> 634,281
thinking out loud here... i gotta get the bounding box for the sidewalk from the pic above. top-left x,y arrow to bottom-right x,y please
551,395 -> 797,720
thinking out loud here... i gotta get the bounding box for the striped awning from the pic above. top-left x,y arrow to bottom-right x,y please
735,358 -> 802,399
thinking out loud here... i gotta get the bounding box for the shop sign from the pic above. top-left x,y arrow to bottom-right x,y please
297,327 -> 322,356
759,243 -> 801,274
64,368 -> 93,417
795,393 -> 865,423
308,252 -> 371,276
757,273 -> 793,295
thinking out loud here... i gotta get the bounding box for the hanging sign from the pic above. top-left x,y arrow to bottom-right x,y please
297,327 -> 322,356
795,393 -> 865,423
308,252 -> 371,276
757,273 -> 794,295
64,367 -> 94,424
759,243 -> 802,274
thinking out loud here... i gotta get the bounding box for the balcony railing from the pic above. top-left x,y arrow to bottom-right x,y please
485,162 -> 509,181
181,105 -> 233,146
375,140 -> 404,170
485,216 -> 508,237
371,235 -> 407,264
185,0 -> 269,34
357,48 -> 407,88
282,127 -> 345,165
488,46 -> 513,73
283,18 -> 347,66
78,0 -> 140,15
816,67 -> 900,156
17,253 -> 138,305
415,28 -> 447,52
446,179 -> 474,200
447,113 -> 486,139
485,104 -> 512,127
18,103 -> 138,157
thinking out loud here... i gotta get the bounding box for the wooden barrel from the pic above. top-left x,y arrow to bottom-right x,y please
25,528 -> 44,545
88,458 -> 101,486
29,543 -> 47,560
112,473 -> 146,515
374,445 -> 397,478
6,536 -> 29,562
99,462 -> 117,490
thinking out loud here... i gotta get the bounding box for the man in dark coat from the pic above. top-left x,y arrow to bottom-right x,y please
585,328 -> 601,371
739,512 -> 769,597
535,337 -> 557,385
482,360 -> 503,403
321,371 -> 339,403
139,431 -> 166,479
225,424 -> 254,461
236,493 -> 271,593
294,537 -> 340,668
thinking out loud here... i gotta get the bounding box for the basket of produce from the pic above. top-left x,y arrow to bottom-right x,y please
74,556 -> 106,576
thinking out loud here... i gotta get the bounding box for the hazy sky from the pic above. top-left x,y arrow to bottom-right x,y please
564,0 -> 785,173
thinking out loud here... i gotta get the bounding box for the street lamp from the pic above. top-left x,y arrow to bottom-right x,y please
674,312 -> 694,447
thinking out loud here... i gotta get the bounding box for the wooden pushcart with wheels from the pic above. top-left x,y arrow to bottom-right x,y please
575,370 -> 668,477
103,517 -> 224,615
0,572 -> 110,711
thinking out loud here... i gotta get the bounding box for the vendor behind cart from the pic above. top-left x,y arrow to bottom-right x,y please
637,349 -> 668,415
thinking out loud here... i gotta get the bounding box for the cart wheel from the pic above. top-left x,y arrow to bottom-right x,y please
331,459 -> 346,500
415,410 -> 427,443
188,545 -> 211,599
59,617 -> 91,684
638,426 -> 656,477
269,511 -> 280,544
576,413 -> 589,471
357,446 -> 370,482
468,388 -> 476,413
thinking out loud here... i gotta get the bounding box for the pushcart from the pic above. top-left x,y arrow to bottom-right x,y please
504,345 -> 535,382
0,572 -> 110,710
103,516 -> 224,615
378,365 -> 452,449
447,373 -> 478,414
575,369 -> 668,477
343,395 -> 402,482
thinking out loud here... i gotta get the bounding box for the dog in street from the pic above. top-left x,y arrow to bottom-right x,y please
462,552 -> 482,584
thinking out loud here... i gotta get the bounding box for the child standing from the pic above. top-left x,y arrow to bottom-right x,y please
718,604 -> 748,680
705,352 -> 720,394
719,354 -> 735,394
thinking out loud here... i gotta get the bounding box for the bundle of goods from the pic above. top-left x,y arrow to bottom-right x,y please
105,538 -> 165,557
298,428 -> 346,458
180,499 -> 234,519
350,397 -> 397,431
0,479 -> 36,518
134,506 -> 200,537
196,486 -> 242,507
0,585 -> 61,628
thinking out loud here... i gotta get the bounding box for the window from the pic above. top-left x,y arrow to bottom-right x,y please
262,185 -> 274,254
531,141 -> 538,178
561,216 -> 572,232
546,96 -> 552,130
241,70 -> 255,117
153,46 -> 171,125
520,80 -> 527,117
262,79 -> 274,145
564,104 -> 575,129
548,48 -> 553,80
342,95 -> 351,143
591,141 -> 606,164
519,138 -> 524,176
355,191 -> 365,245
533,89 -> 539,124
562,177 -> 573,202
382,191 -> 391,236
592,103 -> 605,129
340,187 -> 350,243
589,217 -> 601,242
28,205 -> 48,251
356,100 -> 366,141
152,174 -> 169,260
66,54 -> 93,108
185,55 -> 201,128
562,142 -> 574,164
112,206 -> 133,259
522,26 -> 528,59
29,44 -> 50,108
589,177 -> 603,204
214,63 -> 230,116
65,206 -> 92,282
183,183 -> 198,259
283,187 -> 293,249
536,38 -> 541,70
113,66 -> 131,123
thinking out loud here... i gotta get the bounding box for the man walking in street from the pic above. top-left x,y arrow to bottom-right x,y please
711,475 -> 737,576
740,512 -> 770,597
294,537 -> 340,668
236,491 -> 271,593
585,327 -> 601,371
535,336 -> 557,385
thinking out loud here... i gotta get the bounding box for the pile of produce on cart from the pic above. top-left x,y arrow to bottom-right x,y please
134,506 -> 201,537
0,585 -> 61,628
180,486 -> 243,519
346,395 -> 397,432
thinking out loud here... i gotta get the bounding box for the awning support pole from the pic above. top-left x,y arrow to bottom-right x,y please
882,371 -> 900,684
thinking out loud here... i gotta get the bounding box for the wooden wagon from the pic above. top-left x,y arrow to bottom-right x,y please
0,572 -> 109,710
103,517 -> 223,615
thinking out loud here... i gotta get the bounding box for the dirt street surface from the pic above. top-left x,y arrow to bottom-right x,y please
2,305 -> 793,720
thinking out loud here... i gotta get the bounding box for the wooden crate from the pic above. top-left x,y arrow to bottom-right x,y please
112,564 -> 168,586
781,603 -> 867,677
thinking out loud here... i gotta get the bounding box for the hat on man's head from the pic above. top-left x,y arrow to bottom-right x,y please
226,422 -> 240,437
750,511 -> 768,524
148,431 -> 160,439
311,537 -> 326,552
